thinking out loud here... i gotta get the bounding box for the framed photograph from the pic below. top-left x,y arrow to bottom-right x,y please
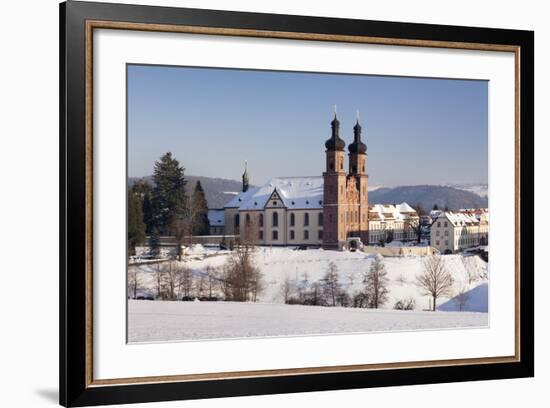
60,1 -> 534,406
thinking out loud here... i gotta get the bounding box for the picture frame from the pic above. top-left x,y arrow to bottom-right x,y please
59,0 -> 534,406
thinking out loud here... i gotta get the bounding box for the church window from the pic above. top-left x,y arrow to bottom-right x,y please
259,214 -> 264,227
318,230 -> 323,240
273,212 -> 279,227
273,201 -> 277,206
318,213 -> 323,226
245,214 -> 250,224
304,213 -> 309,226
272,230 -> 278,240
340,162 -> 343,170
304,230 -> 309,240
329,160 -> 334,170
258,230 -> 263,240
290,213 -> 295,226
290,230 -> 295,240
234,214 -> 240,227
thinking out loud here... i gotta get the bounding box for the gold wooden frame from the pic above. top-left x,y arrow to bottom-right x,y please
84,20 -> 521,388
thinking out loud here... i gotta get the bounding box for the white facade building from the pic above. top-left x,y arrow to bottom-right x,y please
367,203 -> 420,244
430,209 -> 489,253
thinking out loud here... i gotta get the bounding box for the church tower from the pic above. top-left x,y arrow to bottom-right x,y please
322,112 -> 348,250
242,161 -> 249,192
348,114 -> 369,243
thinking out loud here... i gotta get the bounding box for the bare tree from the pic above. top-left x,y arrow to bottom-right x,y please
221,220 -> 263,302
281,276 -> 295,304
454,285 -> 471,311
322,262 -> 340,307
179,266 -> 194,298
128,266 -> 141,299
155,263 -> 163,299
416,255 -> 454,311
204,265 -> 220,299
461,256 -> 479,285
364,255 -> 390,308
411,204 -> 425,244
160,261 -> 181,300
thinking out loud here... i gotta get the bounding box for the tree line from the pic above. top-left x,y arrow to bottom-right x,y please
127,152 -> 210,258
281,254 -> 456,311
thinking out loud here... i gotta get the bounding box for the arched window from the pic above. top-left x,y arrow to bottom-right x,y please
318,213 -> 323,226
245,213 -> 251,224
272,230 -> 278,240
259,213 -> 264,227
290,230 -> 295,240
234,214 -> 240,227
304,213 -> 309,226
290,213 -> 295,226
272,212 -> 278,227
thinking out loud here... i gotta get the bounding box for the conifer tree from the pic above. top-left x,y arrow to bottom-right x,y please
149,227 -> 161,258
131,179 -> 154,233
151,152 -> 187,233
127,189 -> 146,256
192,181 -> 210,235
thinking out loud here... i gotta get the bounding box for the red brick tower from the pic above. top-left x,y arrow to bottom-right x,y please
322,113 -> 347,250
348,116 -> 369,244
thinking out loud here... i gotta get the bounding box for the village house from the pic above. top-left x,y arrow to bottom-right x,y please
430,209 -> 489,253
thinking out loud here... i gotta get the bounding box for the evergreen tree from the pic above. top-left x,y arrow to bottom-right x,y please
192,181 -> 210,235
151,152 -> 187,233
149,227 -> 161,258
131,179 -> 154,233
127,189 -> 146,256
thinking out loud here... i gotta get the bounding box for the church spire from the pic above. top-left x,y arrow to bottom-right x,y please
242,161 -> 249,192
349,111 -> 367,154
325,107 -> 345,151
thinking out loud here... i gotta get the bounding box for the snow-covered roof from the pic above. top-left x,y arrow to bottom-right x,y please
207,209 -> 225,227
368,203 -> 418,222
224,187 -> 260,208
235,177 -> 324,210
437,211 -> 480,227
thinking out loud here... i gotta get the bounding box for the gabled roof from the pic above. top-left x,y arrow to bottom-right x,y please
224,187 -> 259,208
234,177 -> 324,211
368,203 -> 418,222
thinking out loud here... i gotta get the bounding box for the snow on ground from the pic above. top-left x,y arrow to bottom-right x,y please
130,246 -> 488,312
128,300 -> 488,342
439,283 -> 488,312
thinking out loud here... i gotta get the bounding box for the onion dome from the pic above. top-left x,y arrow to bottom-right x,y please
325,113 -> 346,151
348,117 -> 367,154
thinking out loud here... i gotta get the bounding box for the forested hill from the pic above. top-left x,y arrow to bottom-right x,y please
369,185 -> 488,212
129,175 -> 246,209
130,176 -> 487,211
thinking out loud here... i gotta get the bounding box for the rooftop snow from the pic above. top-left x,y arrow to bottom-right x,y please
235,177 -> 324,210
207,209 -> 225,226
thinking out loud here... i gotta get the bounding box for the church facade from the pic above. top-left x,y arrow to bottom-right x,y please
208,114 -> 418,249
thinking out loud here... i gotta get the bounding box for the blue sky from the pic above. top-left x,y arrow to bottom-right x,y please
127,64 -> 488,187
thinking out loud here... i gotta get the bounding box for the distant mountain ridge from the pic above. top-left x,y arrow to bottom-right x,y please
369,185 -> 488,212
130,176 -> 488,212
129,175 -> 248,209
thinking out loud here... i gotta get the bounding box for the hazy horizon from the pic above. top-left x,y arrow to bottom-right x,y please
128,64 -> 488,187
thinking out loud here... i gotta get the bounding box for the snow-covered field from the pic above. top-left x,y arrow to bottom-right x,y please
128,300 -> 488,342
128,246 -> 488,341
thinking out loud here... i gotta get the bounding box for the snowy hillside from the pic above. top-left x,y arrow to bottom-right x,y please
132,247 -> 488,312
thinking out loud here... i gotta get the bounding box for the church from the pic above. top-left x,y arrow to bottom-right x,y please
208,113 -> 418,250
